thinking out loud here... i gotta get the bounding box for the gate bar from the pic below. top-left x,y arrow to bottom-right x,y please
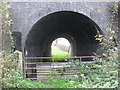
24,56 -> 101,60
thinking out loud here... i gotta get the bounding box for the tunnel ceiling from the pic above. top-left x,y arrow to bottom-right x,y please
25,11 -> 102,57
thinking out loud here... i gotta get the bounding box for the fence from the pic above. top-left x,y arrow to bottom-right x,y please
23,56 -> 101,81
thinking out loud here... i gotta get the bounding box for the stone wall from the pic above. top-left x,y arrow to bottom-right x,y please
9,2 -> 114,51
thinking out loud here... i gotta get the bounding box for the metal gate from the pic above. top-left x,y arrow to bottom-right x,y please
23,56 -> 101,81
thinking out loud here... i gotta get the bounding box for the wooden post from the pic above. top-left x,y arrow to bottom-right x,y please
18,52 -> 23,72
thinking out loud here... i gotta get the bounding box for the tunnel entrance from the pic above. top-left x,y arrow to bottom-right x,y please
51,37 -> 71,58
25,11 -> 102,60
24,11 -> 102,79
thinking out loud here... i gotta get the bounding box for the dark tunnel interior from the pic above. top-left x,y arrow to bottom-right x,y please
24,11 -> 103,79
25,11 -> 102,60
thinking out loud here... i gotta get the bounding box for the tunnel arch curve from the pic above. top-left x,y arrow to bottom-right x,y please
43,33 -> 77,57
24,11 -> 103,59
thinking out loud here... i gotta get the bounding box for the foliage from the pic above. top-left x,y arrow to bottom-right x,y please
75,58 -> 118,88
1,69 -> 47,88
95,31 -> 118,57
0,1 -> 14,52
1,50 -> 47,88
95,2 -> 118,57
45,55 -> 118,88
0,1 -> 12,25
110,3 -> 118,21
1,50 -> 20,88
46,76 -> 78,88
1,50 -> 21,78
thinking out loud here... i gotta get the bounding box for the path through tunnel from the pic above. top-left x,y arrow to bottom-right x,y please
24,11 -> 103,79
25,11 -> 102,60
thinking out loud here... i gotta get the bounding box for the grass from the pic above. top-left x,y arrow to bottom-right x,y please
51,46 -> 70,61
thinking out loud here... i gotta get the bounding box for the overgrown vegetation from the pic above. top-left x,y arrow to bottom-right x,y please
0,52 -> 119,88
1,50 -> 47,88
44,51 -> 118,88
1,66 -> 47,88
0,1 -> 14,52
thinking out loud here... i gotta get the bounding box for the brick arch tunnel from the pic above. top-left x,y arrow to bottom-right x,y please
25,11 -> 102,60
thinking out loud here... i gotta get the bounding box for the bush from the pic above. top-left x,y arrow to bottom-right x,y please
1,69 -> 47,88
1,50 -> 47,88
45,56 -> 118,88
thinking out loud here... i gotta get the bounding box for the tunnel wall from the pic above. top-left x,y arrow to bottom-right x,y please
25,11 -> 102,58
9,2 -> 116,53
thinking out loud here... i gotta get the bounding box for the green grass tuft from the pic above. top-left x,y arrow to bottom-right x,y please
52,46 -> 70,61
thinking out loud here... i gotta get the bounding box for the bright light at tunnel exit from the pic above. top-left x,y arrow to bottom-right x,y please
52,38 -> 70,46
51,38 -> 71,57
